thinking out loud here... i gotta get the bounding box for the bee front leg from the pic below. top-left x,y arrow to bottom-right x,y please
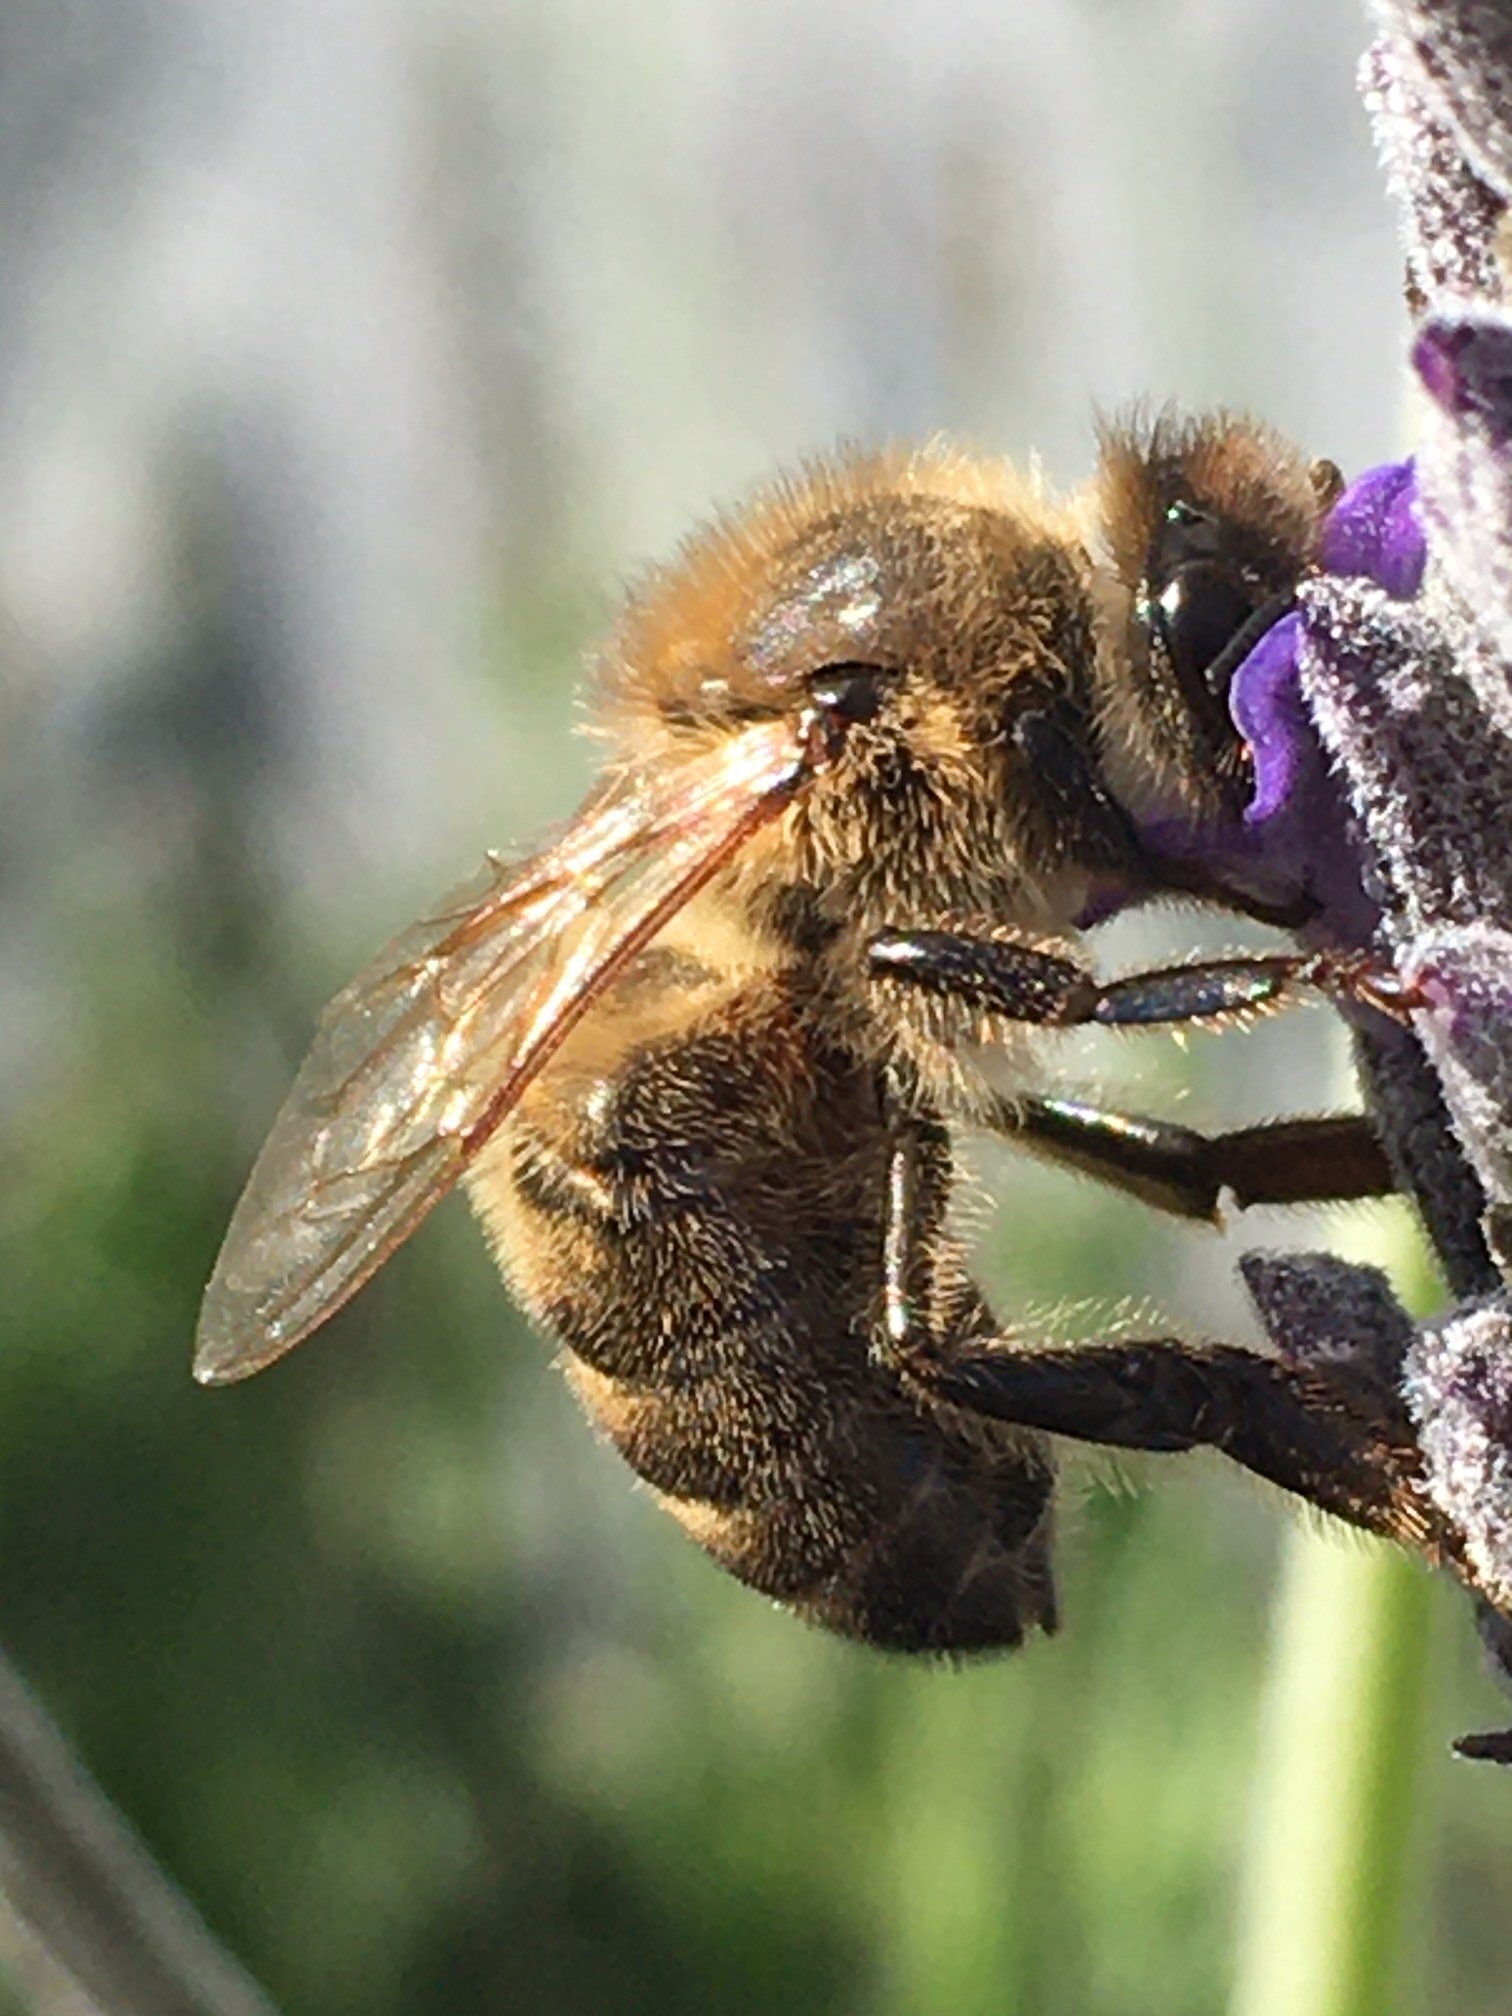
870,926 -> 1400,1212
879,1126 -> 1454,1564
868,929 -> 1420,1028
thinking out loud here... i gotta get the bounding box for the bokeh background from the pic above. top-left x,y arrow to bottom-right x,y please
1,2 -> 1508,2012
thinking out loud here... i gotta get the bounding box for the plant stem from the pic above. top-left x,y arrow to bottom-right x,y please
1228,1525 -> 1433,2016
0,1653 -> 280,2016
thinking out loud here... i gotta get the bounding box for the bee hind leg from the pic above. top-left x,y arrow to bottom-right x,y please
880,1125 -> 1453,1564
920,1331 -> 1462,1565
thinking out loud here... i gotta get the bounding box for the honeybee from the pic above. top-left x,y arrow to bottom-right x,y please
197,411 -> 1463,1652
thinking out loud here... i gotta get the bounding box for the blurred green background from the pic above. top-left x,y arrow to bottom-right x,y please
1,2 -> 1508,2012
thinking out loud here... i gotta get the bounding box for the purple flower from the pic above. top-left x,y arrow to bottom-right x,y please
1233,0 -> 1512,1741
1231,611 -> 1313,829
1318,458 -> 1426,598
1225,461 -> 1426,947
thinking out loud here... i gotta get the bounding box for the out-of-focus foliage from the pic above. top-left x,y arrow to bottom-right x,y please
1,3 -> 1509,2013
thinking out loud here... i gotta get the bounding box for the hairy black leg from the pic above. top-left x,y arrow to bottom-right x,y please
878,1121 -> 1453,1564
918,1337 -> 1460,1560
882,1116 -> 954,1354
990,1098 -> 1395,1220
868,929 -> 1420,1029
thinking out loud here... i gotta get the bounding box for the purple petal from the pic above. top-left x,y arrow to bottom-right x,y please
1414,317 -> 1512,447
1225,601 -> 1380,947
1230,611 -> 1310,827
1318,458 -> 1425,599
1408,1294 -> 1512,1614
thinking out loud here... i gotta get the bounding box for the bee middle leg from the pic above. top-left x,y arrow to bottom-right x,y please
880,1125 -> 1453,1565
995,1098 -> 1395,1220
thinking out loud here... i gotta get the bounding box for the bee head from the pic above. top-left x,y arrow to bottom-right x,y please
1085,409 -> 1334,840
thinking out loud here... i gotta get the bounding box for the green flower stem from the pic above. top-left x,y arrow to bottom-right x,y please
1228,1524 -> 1434,2016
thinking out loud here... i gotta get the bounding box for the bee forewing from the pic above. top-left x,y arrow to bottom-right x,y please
194,718 -> 809,1385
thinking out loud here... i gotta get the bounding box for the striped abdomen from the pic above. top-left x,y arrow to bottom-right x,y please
466,959 -> 1055,1653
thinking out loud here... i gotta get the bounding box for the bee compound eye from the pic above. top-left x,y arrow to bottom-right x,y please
805,662 -> 894,729
1153,561 -> 1263,699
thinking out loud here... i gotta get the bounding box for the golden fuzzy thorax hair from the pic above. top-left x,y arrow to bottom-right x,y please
596,417 -> 1323,832
593,443 -> 1107,941
594,444 -> 1080,765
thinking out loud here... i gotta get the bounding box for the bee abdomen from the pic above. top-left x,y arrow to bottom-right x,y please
799,1434 -> 1058,1653
558,1308 -> 1057,1656
471,973 -> 1057,1654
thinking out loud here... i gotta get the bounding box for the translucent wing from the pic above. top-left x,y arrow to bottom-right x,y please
195,718 -> 810,1384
